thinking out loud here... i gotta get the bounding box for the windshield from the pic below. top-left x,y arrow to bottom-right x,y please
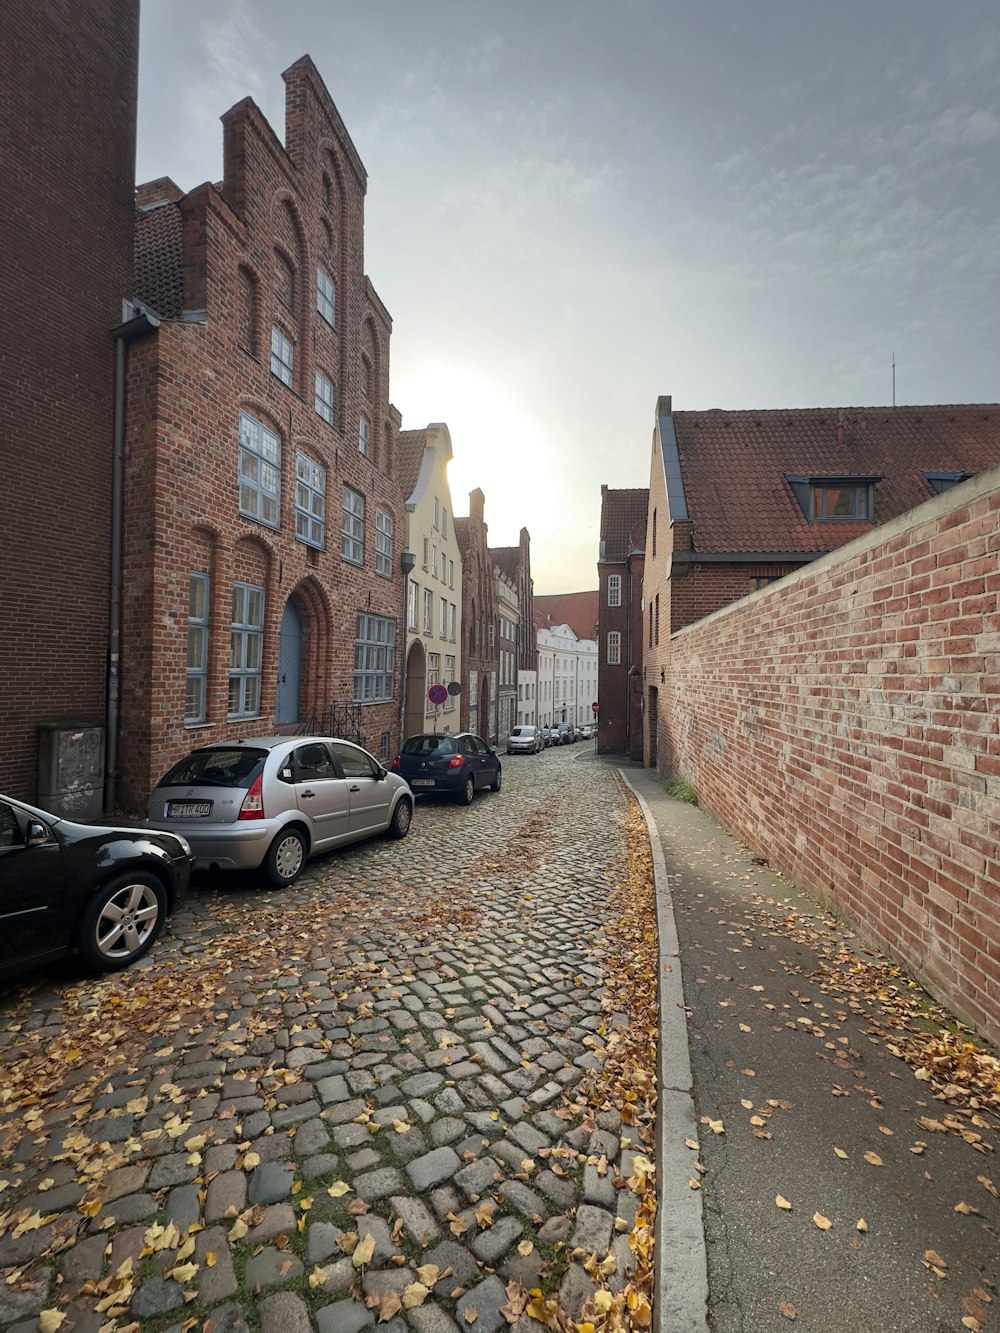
156,747 -> 267,788
401,735 -> 458,757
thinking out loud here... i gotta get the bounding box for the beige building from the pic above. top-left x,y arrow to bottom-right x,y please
398,425 -> 463,738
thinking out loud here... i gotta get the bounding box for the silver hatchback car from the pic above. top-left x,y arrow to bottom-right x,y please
146,735 -> 413,887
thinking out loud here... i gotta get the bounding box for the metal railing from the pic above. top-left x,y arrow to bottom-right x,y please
297,702 -> 364,746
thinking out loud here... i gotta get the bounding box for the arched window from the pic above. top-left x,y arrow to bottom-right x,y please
238,267 -> 257,356
275,250 -> 295,311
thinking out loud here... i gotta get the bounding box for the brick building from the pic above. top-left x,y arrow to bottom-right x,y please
454,491 -> 498,740
2,0 -> 139,807
637,394 -> 1000,767
120,56 -> 404,810
595,487 -> 647,758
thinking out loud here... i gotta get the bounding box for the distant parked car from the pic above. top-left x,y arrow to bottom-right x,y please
507,725 -> 543,755
147,736 -> 413,888
540,727 -> 556,748
555,723 -> 574,745
392,733 -> 501,804
0,793 -> 193,979
580,724 -> 593,740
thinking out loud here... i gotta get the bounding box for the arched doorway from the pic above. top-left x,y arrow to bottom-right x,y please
276,598 -> 303,725
404,640 -> 426,740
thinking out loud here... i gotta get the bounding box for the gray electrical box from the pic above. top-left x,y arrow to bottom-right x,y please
37,722 -> 105,820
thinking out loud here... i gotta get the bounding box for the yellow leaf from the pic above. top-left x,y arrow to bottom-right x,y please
379,1291 -> 403,1322
833,1148 -> 848,1160
708,1119 -> 725,1135
403,1282 -> 431,1309
775,1196 -> 792,1211
741,1100 -> 753,1110
308,1265 -> 328,1290
392,1120 -> 410,1135
598,1253 -> 617,1276
778,1299 -> 797,1320
856,1219 -> 869,1232
489,1111 -> 500,1121
205,1250 -> 217,1267
415,1265 -> 440,1288
739,1023 -> 752,1033
184,1135 -> 206,1152
37,1178 -> 55,1193
168,1261 -> 199,1283
353,1233 -> 376,1268
812,1213 -> 832,1230
863,1152 -> 883,1168
517,1240 -> 534,1256
593,1291 -> 615,1315
241,1152 -> 261,1171
520,1160 -> 535,1175
684,1138 -> 699,1151
954,1201 -> 979,1216
464,1307 -> 478,1324
328,1181 -> 352,1198
229,1217 -> 248,1241
962,1319 -> 982,1332
38,1312 -> 66,1333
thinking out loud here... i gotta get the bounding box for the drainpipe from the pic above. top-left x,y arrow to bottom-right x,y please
398,550 -> 416,750
105,305 -> 160,813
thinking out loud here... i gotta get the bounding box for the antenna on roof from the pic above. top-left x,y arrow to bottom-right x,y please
892,350 -> 896,407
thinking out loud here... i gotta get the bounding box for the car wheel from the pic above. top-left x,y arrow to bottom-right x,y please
460,776 -> 476,805
77,872 -> 166,972
490,766 -> 502,793
264,827 -> 307,887
388,798 -> 412,839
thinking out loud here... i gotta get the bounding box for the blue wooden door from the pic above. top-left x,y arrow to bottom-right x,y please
277,600 -> 302,725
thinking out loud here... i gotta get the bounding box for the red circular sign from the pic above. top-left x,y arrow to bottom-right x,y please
592,701 -> 600,714
427,684 -> 449,705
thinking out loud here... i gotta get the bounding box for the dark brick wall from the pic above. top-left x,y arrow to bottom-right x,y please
1,0 -> 138,799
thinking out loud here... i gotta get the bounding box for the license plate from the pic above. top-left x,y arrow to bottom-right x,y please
166,801 -> 212,817
410,779 -> 435,788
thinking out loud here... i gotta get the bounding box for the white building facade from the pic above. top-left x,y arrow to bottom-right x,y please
536,624 -> 598,729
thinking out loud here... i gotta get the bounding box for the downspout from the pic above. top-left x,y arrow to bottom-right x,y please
398,550 -> 416,749
106,306 -> 160,813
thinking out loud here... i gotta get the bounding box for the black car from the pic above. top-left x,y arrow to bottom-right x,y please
390,733 -> 502,804
0,794 -> 193,980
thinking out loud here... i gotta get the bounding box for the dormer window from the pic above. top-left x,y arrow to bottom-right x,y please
787,475 -> 878,523
924,470 -> 972,495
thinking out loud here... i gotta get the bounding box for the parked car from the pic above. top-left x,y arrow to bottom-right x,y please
540,727 -> 556,748
555,723 -> 574,745
391,733 -> 502,804
580,724 -> 593,740
0,793 -> 193,979
507,725 -> 543,755
147,736 -> 413,888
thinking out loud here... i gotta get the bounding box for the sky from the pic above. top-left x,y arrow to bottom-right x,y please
136,1 -> 1000,593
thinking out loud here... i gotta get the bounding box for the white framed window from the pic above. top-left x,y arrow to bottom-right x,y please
423,588 -> 433,635
341,485 -> 364,565
295,453 -> 326,549
359,414 -> 370,457
238,411 -> 280,528
186,572 -> 209,724
375,509 -> 393,578
315,372 -> 334,425
229,582 -> 264,719
433,497 -> 440,530
426,652 -> 440,713
607,631 -> 622,665
449,603 -> 456,642
316,265 -> 336,326
439,596 -> 448,638
449,559 -> 454,589
422,536 -> 429,570
442,508 -> 448,538
407,580 -> 419,630
353,613 -> 395,702
270,326 -> 293,386
444,654 -> 455,710
607,574 -> 622,607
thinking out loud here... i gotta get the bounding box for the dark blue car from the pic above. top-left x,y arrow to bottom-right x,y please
390,733 -> 502,805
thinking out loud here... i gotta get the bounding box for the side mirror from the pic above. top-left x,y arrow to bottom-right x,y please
26,822 -> 48,847
376,767 -> 387,781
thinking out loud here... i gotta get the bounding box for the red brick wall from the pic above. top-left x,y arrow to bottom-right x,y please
458,491 -> 498,736
119,59 -> 403,809
661,468 -> 1000,1045
1,0 -> 138,799
596,555 -> 644,758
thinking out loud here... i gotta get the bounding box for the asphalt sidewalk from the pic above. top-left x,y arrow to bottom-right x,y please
618,766 -> 999,1333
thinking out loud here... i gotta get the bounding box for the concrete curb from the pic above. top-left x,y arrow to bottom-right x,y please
617,770 -> 710,1333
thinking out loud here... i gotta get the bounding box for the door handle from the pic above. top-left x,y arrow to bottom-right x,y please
349,785 -> 360,793
301,790 -> 315,799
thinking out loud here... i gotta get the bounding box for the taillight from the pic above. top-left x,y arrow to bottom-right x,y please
390,755 -> 401,772
238,773 -> 265,820
448,755 -> 464,769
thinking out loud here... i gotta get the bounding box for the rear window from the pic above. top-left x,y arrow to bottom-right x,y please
401,735 -> 458,757
157,747 -> 267,788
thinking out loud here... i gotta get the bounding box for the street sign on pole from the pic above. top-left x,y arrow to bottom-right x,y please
592,701 -> 599,714
427,684 -> 448,706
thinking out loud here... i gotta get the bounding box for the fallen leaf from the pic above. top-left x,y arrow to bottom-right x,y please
863,1152 -> 884,1168
775,1196 -> 793,1211
464,1307 -> 478,1324
962,1319 -> 982,1332
778,1300 -> 797,1321
812,1213 -> 832,1230
392,1120 -> 410,1135
328,1181 -> 352,1198
977,1176 -> 998,1199
856,1219 -> 869,1233
38,1313 -> 66,1333
403,1282 -> 430,1309
593,1291 -> 615,1315
516,1240 -> 534,1256
684,1138 -> 699,1151
833,1147 -> 848,1160
415,1264 -> 440,1287
379,1291 -> 402,1322
308,1265 -> 328,1289
353,1233 -> 376,1268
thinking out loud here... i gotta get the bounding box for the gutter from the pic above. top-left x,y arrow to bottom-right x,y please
105,304 -> 160,814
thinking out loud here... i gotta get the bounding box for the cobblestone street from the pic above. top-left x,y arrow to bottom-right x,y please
0,747 -> 650,1333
